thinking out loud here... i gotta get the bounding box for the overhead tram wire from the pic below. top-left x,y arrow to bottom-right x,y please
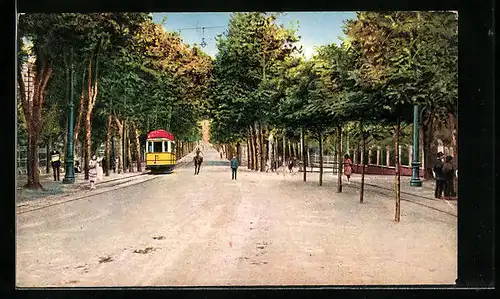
172,25 -> 227,48
173,25 -> 227,32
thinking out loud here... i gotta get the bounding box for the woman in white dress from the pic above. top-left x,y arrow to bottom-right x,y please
89,155 -> 98,189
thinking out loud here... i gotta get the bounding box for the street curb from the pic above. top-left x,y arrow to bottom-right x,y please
16,174 -> 158,215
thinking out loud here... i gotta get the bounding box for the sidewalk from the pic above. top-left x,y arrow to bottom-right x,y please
348,174 -> 457,203
16,169 -> 148,204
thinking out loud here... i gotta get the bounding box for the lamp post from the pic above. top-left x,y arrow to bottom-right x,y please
63,47 -> 75,184
409,104 -> 422,187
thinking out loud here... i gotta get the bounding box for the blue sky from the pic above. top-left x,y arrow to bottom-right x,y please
152,12 -> 357,59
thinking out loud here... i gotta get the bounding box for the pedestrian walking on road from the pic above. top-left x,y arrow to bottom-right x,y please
433,152 -> 445,199
344,154 -> 353,184
231,156 -> 239,180
89,155 -> 98,189
443,155 -> 456,199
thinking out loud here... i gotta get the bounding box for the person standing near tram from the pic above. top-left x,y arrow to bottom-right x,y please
49,148 -> 61,181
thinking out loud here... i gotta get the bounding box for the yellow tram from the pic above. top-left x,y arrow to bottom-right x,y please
145,130 -> 176,173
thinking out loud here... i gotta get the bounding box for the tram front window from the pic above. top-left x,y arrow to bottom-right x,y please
153,142 -> 163,153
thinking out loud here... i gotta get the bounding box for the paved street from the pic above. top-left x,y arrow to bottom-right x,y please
16,146 -> 457,287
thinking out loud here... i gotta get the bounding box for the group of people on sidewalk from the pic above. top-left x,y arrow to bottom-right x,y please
433,152 -> 457,200
49,148 -> 104,190
207,148 -> 458,197
342,152 -> 457,200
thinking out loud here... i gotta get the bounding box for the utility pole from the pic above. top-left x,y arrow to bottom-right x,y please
63,47 -> 75,184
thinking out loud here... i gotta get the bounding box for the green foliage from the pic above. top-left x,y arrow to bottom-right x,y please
21,11 -> 457,151
209,12 -> 301,143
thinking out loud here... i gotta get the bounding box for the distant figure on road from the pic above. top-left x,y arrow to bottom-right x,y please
89,154 -> 98,190
49,149 -> 61,181
432,152 -> 445,199
344,154 -> 353,184
443,155 -> 456,199
231,156 -> 239,180
193,147 -> 204,175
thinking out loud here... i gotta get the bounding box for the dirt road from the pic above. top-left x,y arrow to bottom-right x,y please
16,146 -> 456,287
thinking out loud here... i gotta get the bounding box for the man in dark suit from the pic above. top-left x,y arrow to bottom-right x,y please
432,152 -> 445,199
49,149 -> 61,181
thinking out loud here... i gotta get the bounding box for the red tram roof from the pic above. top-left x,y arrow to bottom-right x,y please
147,130 -> 174,141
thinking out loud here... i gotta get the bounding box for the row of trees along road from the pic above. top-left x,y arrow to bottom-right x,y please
17,13 -> 212,188
209,12 -> 457,222
17,12 -> 456,222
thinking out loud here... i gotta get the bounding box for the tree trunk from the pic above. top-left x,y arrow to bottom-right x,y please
301,128 -> 306,182
18,54 -> 52,189
105,114 -> 112,176
294,141 -> 298,160
251,125 -> 259,171
28,132 -> 42,188
394,117 -> 401,222
175,140 -> 180,161
246,134 -> 251,169
282,130 -> 286,166
45,137 -> 50,174
422,112 -> 435,180
84,112 -> 92,180
255,123 -> 261,171
122,120 -> 127,172
73,65 -> 87,159
127,127 -> 133,172
114,116 -> 123,174
270,137 -> 275,171
247,129 -> 252,168
360,121 -> 366,203
319,131 -> 324,186
83,46 -> 100,180
133,123 -> 142,172
448,112 -> 458,195
259,123 -> 265,172
236,142 -> 241,165
274,138 -> 279,170
337,125 -> 343,193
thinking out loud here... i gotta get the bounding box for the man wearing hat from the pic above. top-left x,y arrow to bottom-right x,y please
49,148 -> 61,181
432,152 -> 445,199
